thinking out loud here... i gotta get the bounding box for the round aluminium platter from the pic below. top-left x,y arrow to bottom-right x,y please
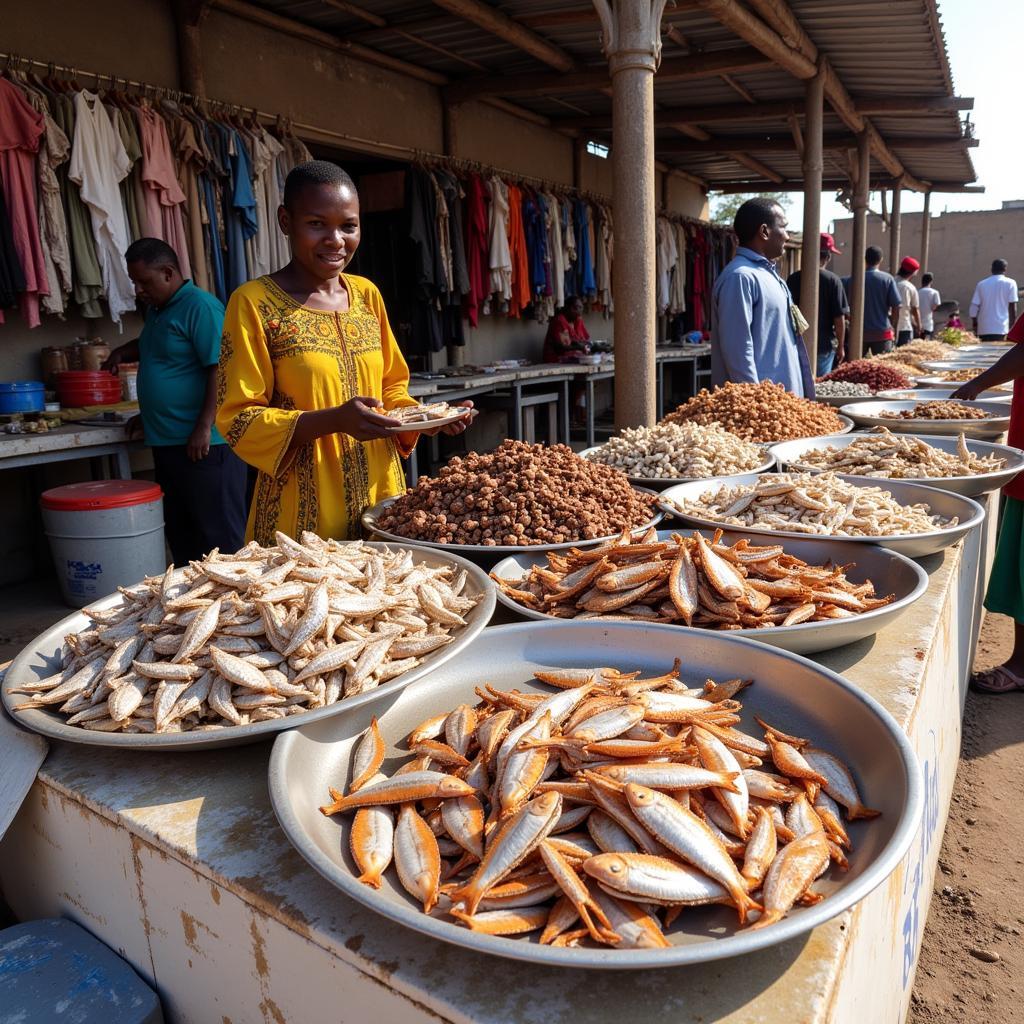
1,542 -> 496,751
769,432 -> 1024,497
879,387 -> 1011,404
657,473 -> 984,559
361,492 -> 664,563
269,620 -> 923,968
489,529 -> 927,655
577,445 -> 776,488
838,400 -> 1010,440
919,359 -> 998,372
812,392 -> 876,408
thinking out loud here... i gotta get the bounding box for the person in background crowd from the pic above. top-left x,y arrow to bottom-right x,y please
711,197 -> 813,397
785,232 -> 848,377
952,311 -> 1024,691
104,238 -> 248,565
948,308 -> 964,328
918,272 -> 941,338
970,258 -> 1018,340
542,296 -> 590,363
894,256 -> 921,346
216,160 -> 471,546
842,246 -> 901,355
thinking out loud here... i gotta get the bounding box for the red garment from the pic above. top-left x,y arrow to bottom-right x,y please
543,313 -> 589,363
506,184 -> 530,318
462,172 -> 489,327
688,224 -> 708,333
0,78 -> 47,327
1002,313 -> 1024,499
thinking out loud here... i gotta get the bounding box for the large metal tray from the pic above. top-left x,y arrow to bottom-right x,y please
657,472 -> 985,558
769,432 -> 1024,497
577,445 -> 775,488
489,529 -> 927,655
269,620 -> 922,968
1,542 -> 496,751
362,492 -> 664,565
880,387 -> 1011,404
838,399 -> 1010,440
812,392 -> 877,408
919,359 -> 998,372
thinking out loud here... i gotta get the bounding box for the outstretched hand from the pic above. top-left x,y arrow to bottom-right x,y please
419,401 -> 475,437
335,396 -> 404,441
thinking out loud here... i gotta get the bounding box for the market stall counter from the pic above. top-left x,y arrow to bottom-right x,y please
0,509 -> 990,1024
0,422 -> 140,479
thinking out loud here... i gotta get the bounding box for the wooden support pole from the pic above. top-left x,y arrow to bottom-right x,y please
442,102 -> 458,157
921,191 -> 932,273
848,132 -> 871,361
800,69 -> 824,373
889,184 -> 902,274
172,0 -> 209,98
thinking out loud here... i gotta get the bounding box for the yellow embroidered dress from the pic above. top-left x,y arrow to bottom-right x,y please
216,274 -> 417,545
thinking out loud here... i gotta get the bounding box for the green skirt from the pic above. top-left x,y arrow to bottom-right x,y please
985,496 -> 1024,622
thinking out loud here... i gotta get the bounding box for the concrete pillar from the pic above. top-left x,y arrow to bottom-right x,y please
172,0 -> 209,98
799,68 -> 825,372
889,183 -> 902,272
594,0 -> 668,428
442,102 -> 459,157
847,131 -> 871,361
921,191 -> 932,272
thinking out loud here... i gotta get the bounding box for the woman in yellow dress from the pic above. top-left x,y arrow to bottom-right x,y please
216,161 -> 470,545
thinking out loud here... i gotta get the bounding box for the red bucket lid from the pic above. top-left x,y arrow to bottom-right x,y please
57,370 -> 118,381
41,480 -> 163,511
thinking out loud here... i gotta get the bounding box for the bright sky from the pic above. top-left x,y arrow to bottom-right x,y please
720,0 -> 1022,232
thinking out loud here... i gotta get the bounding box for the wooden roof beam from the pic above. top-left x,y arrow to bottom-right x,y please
654,134 -> 978,154
443,47 -> 773,102
710,179 -> 983,194
427,0 -> 581,73
727,153 -> 785,184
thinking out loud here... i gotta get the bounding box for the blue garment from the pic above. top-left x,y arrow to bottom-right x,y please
136,281 -> 227,447
522,191 -> 547,298
574,200 -> 596,298
816,345 -> 837,377
711,247 -> 814,398
197,121 -> 227,303
842,268 -> 901,332
225,129 -> 257,293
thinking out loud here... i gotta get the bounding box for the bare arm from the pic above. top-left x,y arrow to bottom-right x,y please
1010,302 -> 1017,328
102,338 -> 140,372
952,344 -> 1024,399
834,316 -> 846,360
186,366 -> 220,461
286,398 -> 400,456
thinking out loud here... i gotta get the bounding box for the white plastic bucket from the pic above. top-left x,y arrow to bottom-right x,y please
40,481 -> 166,608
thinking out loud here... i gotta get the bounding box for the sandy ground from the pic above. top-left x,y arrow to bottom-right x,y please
909,611 -> 1024,1022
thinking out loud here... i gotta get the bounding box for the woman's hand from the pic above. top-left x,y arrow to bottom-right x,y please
419,401 -> 475,437
950,381 -> 984,401
334,396 -> 402,440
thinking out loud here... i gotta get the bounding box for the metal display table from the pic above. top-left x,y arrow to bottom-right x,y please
0,424 -> 138,479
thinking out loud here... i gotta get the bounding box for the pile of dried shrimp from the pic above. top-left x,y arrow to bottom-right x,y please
789,428 -> 1005,480
387,401 -> 470,425
669,472 -> 955,536
492,527 -> 893,628
320,664 -> 880,944
11,532 -> 481,734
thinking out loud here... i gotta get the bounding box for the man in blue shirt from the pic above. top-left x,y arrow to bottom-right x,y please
105,238 -> 248,564
842,246 -> 901,354
711,197 -> 813,397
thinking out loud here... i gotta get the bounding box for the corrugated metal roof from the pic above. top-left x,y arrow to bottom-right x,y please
235,0 -> 976,191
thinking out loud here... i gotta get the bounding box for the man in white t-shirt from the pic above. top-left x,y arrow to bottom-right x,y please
970,259 -> 1019,340
894,256 -> 921,346
918,272 -> 941,338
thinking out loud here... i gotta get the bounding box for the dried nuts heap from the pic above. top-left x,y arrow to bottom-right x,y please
880,401 -> 990,421
812,380 -> 871,398
820,360 -> 911,391
377,440 -> 655,546
662,382 -> 845,442
583,421 -> 765,480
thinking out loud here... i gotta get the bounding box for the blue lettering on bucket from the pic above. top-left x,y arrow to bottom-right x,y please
66,560 -> 102,580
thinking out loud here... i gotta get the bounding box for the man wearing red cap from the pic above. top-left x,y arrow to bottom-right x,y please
894,256 -> 921,346
786,232 -> 849,377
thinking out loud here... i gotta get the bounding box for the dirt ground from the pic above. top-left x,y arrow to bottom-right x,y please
909,611 -> 1024,1022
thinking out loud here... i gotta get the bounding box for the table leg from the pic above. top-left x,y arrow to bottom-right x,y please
511,384 -> 523,441
559,379 -> 571,445
407,445 -> 419,486
656,364 -> 665,421
113,449 -> 132,480
586,379 -> 596,449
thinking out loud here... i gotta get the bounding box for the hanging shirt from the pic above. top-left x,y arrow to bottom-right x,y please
574,199 -> 595,298
260,130 -> 287,274
224,127 -> 257,293
544,189 -> 565,311
506,184 -> 530,317
136,280 -> 226,446
711,246 -> 814,398
462,172 -> 489,327
0,77 -> 48,327
216,274 -> 417,545
137,105 -> 191,278
656,216 -> 677,315
69,91 -> 135,325
0,187 -> 26,310
170,111 -> 209,292
487,176 -> 512,306
668,221 -> 687,316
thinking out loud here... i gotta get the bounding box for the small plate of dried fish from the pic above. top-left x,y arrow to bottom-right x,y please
878,387 -> 1012,404
384,402 -> 476,431
2,535 -> 495,750
770,430 -> 1024,497
269,621 -> 922,967
658,472 -> 984,558
839,400 -> 1010,439
488,529 -> 927,655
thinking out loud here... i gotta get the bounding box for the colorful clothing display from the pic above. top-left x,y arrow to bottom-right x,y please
215,274 -> 417,545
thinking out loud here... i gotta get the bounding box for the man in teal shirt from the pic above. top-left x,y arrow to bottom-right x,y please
105,238 -> 247,563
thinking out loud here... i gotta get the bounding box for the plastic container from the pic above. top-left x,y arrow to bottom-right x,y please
56,370 -> 123,408
0,381 -> 46,414
40,480 -> 165,608
119,363 -> 139,402
80,342 -> 110,371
